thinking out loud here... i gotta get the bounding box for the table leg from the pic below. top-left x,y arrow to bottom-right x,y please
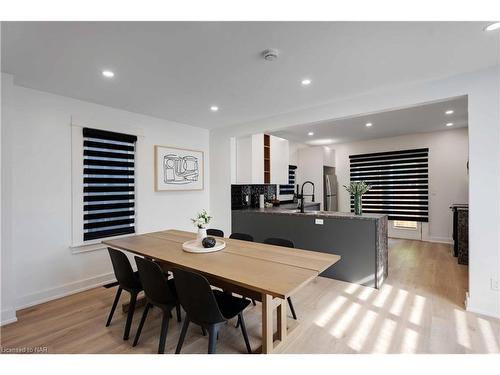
262,294 -> 273,354
277,298 -> 287,342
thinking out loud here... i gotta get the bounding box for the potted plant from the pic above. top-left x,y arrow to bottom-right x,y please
343,181 -> 372,215
191,209 -> 212,244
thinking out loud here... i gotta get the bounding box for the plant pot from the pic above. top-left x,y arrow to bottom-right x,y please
354,194 -> 363,215
197,227 -> 207,244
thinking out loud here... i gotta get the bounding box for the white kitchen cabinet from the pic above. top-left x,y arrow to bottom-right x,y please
270,135 -> 289,185
235,134 -> 289,185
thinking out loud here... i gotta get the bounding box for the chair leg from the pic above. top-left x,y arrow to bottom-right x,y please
238,313 -> 252,354
158,312 -> 170,354
123,291 -> 137,340
207,324 -> 219,354
133,303 -> 151,347
176,303 -> 182,322
105,287 -> 122,327
287,297 -> 297,320
235,317 -> 240,329
201,326 -> 207,336
252,299 -> 256,306
175,318 -> 190,354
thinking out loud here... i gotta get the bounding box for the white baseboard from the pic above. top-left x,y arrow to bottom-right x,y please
0,308 -> 18,326
424,236 -> 453,244
15,272 -> 116,311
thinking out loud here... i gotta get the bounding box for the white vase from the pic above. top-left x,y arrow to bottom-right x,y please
197,227 -> 207,244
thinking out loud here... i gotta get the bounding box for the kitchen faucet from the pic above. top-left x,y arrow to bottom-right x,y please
298,181 -> 315,213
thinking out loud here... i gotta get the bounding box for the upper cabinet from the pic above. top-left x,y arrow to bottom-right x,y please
235,134 -> 289,185
270,135 -> 289,185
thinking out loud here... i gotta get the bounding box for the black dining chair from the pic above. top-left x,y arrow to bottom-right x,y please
206,228 -> 224,237
263,238 -> 298,320
132,256 -> 181,354
229,233 -> 254,242
172,268 -> 252,354
106,248 -> 143,340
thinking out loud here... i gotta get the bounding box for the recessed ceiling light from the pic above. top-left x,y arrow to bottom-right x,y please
446,122 -> 454,127
485,22 -> 500,31
210,106 -> 219,112
301,79 -> 312,86
365,122 -> 373,127
445,110 -> 454,115
308,132 -> 314,136
102,70 -> 114,78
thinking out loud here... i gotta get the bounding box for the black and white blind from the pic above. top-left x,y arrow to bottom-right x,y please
349,148 -> 429,222
83,128 -> 137,241
279,165 -> 297,198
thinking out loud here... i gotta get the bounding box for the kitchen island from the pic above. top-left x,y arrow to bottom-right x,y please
232,207 -> 388,288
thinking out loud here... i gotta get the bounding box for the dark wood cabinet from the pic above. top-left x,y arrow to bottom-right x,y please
264,134 -> 270,183
451,204 -> 468,265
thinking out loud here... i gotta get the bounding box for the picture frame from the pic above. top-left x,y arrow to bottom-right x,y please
154,145 -> 204,191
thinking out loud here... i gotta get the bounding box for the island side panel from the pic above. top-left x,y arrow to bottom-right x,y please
232,211 -> 379,288
375,216 -> 388,288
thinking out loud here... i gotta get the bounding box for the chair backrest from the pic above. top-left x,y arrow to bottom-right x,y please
135,257 -> 176,306
229,232 -> 254,242
263,237 -> 295,248
108,248 -> 141,290
206,228 -> 224,237
172,268 -> 225,325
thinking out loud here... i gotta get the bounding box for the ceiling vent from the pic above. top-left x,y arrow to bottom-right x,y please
262,48 -> 279,61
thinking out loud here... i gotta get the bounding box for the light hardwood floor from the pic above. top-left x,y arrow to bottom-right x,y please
1,239 -> 499,354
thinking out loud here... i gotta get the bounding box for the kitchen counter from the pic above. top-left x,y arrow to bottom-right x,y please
234,205 -> 385,221
232,207 -> 388,288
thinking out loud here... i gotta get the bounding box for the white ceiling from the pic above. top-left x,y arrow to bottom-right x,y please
1,22 -> 497,129
270,96 -> 468,145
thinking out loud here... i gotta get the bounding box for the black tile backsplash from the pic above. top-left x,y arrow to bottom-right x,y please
231,184 -> 277,209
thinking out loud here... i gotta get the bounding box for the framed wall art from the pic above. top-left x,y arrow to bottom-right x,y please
154,145 -> 204,191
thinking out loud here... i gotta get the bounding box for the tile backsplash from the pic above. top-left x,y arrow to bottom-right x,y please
231,184 -> 277,209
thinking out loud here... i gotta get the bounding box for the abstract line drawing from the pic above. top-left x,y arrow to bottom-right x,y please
164,154 -> 199,184
155,145 -> 204,191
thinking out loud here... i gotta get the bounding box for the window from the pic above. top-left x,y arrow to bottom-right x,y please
393,220 -> 418,229
279,165 -> 297,198
83,128 -> 137,241
349,148 -> 429,222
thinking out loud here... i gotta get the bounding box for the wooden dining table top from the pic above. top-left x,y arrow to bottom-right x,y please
103,229 -> 341,299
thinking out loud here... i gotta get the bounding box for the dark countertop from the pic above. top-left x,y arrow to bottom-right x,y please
233,204 -> 386,221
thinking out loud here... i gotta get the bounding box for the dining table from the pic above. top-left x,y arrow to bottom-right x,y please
103,229 -> 341,353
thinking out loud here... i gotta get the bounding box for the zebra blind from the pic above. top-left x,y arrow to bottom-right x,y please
279,165 -> 297,196
349,148 -> 429,222
83,128 -> 137,241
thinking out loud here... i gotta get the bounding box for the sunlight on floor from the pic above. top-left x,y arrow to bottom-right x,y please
409,294 -> 426,325
389,288 -> 408,316
372,284 -> 393,308
329,302 -> 361,338
454,309 -> 471,349
400,327 -> 419,353
314,295 -> 348,327
476,317 -> 500,353
347,309 -> 378,351
373,318 -> 397,353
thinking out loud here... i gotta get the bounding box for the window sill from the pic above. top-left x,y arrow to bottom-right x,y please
71,233 -> 136,254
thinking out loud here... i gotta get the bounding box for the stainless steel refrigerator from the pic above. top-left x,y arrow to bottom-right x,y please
324,170 -> 338,211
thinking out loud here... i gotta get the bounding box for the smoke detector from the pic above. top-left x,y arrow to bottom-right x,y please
262,48 -> 279,61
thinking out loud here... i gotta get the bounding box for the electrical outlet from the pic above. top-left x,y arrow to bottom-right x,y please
491,278 -> 500,291
315,218 -> 324,225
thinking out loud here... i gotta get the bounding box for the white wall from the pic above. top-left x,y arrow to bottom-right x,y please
1,74 -> 209,322
297,147 -> 325,209
210,67 -> 500,318
331,128 -> 469,243
235,135 -> 252,183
